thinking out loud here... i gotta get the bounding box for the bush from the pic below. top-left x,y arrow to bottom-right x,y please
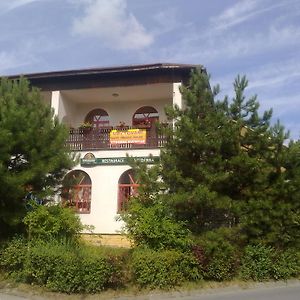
239,244 -> 300,281
239,244 -> 274,281
121,199 -> 192,251
23,205 -> 83,242
194,228 -> 239,281
131,248 -> 201,289
272,249 -> 300,280
0,238 -> 126,293
0,236 -> 28,281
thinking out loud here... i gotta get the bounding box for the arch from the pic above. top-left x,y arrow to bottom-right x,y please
118,169 -> 139,211
62,170 -> 92,213
132,106 -> 159,126
85,108 -> 110,128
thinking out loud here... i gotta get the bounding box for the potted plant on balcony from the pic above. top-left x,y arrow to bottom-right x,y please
140,118 -> 152,128
116,121 -> 129,130
79,122 -> 93,132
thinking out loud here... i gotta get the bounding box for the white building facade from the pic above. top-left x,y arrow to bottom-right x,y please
18,63 -> 204,235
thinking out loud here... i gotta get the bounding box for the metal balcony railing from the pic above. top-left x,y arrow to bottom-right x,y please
66,125 -> 168,151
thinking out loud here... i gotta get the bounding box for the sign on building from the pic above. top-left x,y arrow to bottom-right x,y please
109,129 -> 147,145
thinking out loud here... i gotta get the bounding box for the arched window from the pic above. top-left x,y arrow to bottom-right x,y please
132,106 -> 159,126
118,169 -> 139,211
85,108 -> 110,128
62,170 -> 92,213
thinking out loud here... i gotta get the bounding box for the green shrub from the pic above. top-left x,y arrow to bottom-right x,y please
0,236 -> 28,281
240,244 -> 274,281
194,228 -> 239,281
121,199 -> 192,251
238,244 -> 299,281
23,205 -> 83,242
131,248 -> 201,289
0,238 -> 126,293
272,249 -> 300,280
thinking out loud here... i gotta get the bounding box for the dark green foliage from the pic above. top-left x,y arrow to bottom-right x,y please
194,228 -> 240,281
23,205 -> 83,242
0,238 -> 126,293
160,71 -> 278,237
239,244 -> 300,281
160,70 -> 235,233
0,77 -> 74,237
160,70 -> 299,249
0,236 -> 28,281
131,248 -> 201,289
122,69 -> 300,253
272,249 -> 300,280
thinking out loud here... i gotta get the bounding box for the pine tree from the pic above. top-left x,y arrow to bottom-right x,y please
0,77 -> 74,237
161,71 -> 299,248
122,69 -> 299,249
239,121 -> 300,248
160,69 -> 235,233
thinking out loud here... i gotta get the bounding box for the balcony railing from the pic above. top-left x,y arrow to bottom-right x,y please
66,125 -> 168,151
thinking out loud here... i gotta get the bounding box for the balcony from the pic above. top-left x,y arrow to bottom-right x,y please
66,125 -> 168,151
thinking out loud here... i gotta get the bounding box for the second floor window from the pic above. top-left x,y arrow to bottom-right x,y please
85,108 -> 110,128
132,106 -> 159,127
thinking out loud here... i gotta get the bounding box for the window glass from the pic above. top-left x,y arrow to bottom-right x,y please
118,169 -> 139,211
62,170 -> 92,213
85,109 -> 109,128
132,106 -> 159,126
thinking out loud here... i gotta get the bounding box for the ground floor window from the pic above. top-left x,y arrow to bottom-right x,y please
118,169 -> 139,211
62,170 -> 92,213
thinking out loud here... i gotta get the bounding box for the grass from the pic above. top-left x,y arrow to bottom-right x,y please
1,271 -> 299,300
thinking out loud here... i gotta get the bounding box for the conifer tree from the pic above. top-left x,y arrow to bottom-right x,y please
160,69 -> 234,233
160,70 -> 299,247
0,77 -> 74,237
122,68 -> 299,249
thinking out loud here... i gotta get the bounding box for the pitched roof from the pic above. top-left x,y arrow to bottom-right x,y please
7,63 -> 205,91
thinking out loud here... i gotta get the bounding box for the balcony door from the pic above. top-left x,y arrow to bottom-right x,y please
132,106 -> 159,127
85,108 -> 110,128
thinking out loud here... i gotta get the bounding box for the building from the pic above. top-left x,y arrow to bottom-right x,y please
13,63 -> 203,242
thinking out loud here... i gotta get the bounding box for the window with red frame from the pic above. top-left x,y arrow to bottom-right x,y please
62,170 -> 92,213
85,108 -> 110,128
132,106 -> 159,126
118,169 -> 139,211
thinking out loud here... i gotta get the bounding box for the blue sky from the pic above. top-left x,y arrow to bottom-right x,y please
0,0 -> 299,139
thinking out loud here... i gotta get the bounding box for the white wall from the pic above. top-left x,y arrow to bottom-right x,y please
72,148 -> 160,234
73,98 -> 170,128
54,83 -> 173,234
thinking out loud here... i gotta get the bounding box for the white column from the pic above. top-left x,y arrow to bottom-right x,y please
172,82 -> 182,109
51,91 -> 60,116
51,90 -> 65,122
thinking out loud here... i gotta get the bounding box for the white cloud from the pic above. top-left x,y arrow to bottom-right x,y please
195,23 -> 300,63
210,0 -> 260,31
151,8 -> 182,36
156,22 -> 300,68
0,51 -> 32,74
209,0 -> 295,33
247,62 -> 300,91
0,0 -> 41,14
213,58 -> 300,94
72,0 -> 153,50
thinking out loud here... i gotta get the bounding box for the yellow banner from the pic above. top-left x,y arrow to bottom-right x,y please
109,129 -> 146,144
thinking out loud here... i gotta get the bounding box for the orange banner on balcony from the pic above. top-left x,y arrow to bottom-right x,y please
109,129 -> 147,144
